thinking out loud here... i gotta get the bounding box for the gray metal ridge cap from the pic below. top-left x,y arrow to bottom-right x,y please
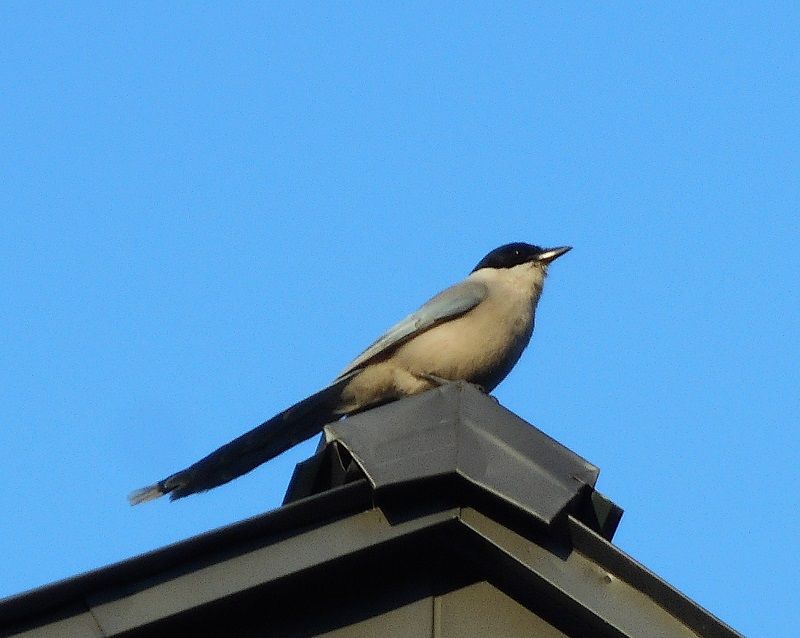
324,382 -> 602,527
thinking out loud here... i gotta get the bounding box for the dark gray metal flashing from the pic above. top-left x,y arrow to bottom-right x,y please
567,517 -> 740,638
0,504 -> 744,638
0,384 -> 742,638
458,508 -> 699,638
0,480 -> 373,636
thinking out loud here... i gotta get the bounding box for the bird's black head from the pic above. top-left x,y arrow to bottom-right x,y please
471,242 -> 571,273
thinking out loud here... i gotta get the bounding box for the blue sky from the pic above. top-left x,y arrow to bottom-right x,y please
1,4 -> 797,636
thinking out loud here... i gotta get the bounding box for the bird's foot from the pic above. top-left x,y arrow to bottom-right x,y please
419,373 -> 455,387
419,374 -> 490,395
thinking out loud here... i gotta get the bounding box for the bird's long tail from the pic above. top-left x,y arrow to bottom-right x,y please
128,376 -> 353,504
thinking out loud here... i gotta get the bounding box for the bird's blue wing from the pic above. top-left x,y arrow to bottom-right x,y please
335,279 -> 487,380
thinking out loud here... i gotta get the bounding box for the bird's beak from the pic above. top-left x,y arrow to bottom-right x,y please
537,246 -> 572,264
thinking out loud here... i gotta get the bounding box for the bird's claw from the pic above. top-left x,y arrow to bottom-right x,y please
420,373 -> 454,387
420,374 -> 490,395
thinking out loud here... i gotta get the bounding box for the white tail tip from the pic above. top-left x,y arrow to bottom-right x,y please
128,484 -> 165,505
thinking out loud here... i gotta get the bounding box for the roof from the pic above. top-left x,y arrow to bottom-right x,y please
0,382 -> 742,638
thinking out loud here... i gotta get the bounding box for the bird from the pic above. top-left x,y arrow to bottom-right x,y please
128,242 -> 571,504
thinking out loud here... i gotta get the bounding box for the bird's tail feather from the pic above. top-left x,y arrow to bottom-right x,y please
127,376 -> 353,504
